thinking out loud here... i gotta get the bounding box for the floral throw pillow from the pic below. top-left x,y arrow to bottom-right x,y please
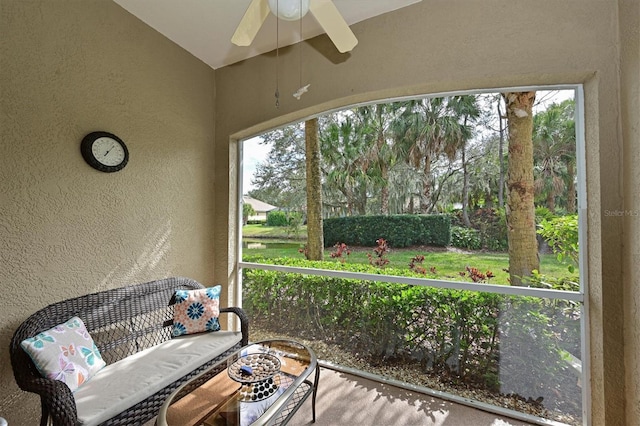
20,316 -> 106,392
172,285 -> 221,337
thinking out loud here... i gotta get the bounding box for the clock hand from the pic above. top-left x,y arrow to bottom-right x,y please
103,144 -> 115,157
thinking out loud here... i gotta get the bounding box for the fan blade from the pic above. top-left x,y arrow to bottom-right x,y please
309,0 -> 358,53
232,0 -> 271,47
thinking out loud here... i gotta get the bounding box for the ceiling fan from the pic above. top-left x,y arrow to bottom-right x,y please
232,0 -> 358,53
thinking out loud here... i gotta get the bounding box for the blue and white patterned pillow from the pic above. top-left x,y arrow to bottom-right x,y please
20,316 -> 106,391
172,285 -> 221,337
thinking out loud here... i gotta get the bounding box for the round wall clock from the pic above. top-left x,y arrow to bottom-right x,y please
81,131 -> 129,173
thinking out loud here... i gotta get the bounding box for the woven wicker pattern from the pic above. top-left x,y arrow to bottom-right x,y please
9,277 -> 249,426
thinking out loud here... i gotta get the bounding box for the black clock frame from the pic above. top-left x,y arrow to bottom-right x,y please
81,131 -> 129,173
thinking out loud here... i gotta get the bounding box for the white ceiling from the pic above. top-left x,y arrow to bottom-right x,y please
114,0 -> 422,69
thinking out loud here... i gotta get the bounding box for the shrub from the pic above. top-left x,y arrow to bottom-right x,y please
242,256 -> 581,412
450,226 -> 482,250
266,210 -> 288,227
535,206 -> 556,224
449,209 -> 508,251
409,255 -> 427,274
525,270 -> 581,356
330,243 -> 351,262
473,208 -> 508,251
323,214 -> 450,248
367,238 -> 390,268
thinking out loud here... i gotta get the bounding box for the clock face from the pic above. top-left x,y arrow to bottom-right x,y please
91,137 -> 126,167
81,131 -> 129,173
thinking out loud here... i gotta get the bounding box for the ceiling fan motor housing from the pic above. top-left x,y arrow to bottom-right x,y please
268,0 -> 310,21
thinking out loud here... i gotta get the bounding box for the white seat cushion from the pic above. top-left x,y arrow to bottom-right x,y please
74,331 -> 241,426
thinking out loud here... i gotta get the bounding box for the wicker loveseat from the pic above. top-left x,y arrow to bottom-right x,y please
10,277 -> 249,426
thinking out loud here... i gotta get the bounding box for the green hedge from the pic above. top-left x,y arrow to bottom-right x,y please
242,256 -> 582,413
323,214 -> 451,248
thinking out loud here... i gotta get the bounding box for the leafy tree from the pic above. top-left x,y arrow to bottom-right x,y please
386,161 -> 424,214
249,124 -> 306,211
286,212 -> 304,239
464,136 -> 503,210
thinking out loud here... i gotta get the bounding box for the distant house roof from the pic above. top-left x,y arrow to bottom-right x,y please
243,196 -> 278,213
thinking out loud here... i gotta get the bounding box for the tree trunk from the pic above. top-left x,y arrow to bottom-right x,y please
503,92 -> 539,286
498,101 -> 505,208
305,118 -> 324,260
380,164 -> 390,215
546,190 -> 556,213
461,143 -> 471,227
567,162 -> 576,213
484,190 -> 494,208
421,154 -> 432,214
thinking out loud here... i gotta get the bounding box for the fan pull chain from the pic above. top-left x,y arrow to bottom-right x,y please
299,0 -> 302,90
292,0 -> 310,100
274,0 -> 280,108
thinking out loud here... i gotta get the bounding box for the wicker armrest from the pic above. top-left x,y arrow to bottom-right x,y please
11,319 -> 81,426
31,378 -> 77,426
220,306 -> 250,346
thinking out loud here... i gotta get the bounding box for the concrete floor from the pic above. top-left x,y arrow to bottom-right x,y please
150,366 -> 540,426
286,367 -> 537,426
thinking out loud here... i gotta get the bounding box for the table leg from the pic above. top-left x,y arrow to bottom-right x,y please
312,366 -> 320,423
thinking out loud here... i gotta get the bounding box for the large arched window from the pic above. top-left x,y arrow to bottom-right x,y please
237,86 -> 586,425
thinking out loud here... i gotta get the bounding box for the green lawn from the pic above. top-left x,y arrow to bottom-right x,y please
243,223 -> 307,240
241,225 -> 574,286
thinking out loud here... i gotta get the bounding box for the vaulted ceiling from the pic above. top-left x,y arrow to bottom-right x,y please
114,0 -> 422,69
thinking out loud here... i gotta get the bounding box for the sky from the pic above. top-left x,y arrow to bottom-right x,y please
241,89 -> 576,194
242,135 -> 272,194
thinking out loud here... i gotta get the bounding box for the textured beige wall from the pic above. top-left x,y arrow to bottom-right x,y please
214,1 -> 636,424
620,0 -> 640,425
0,1 -> 216,423
1,0 -> 637,424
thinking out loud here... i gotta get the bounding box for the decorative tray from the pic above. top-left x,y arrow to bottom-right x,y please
237,376 -> 282,402
228,353 -> 281,384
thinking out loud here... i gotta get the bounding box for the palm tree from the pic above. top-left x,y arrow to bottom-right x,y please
352,103 -> 402,215
242,202 -> 255,226
320,114 -> 371,215
502,91 -> 540,286
447,96 -> 481,226
393,97 -> 476,213
533,100 -> 576,213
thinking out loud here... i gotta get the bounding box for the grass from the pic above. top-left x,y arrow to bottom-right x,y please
242,225 -> 575,286
243,223 -> 306,239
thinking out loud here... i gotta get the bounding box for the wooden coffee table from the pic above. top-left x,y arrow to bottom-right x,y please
157,339 -> 319,426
